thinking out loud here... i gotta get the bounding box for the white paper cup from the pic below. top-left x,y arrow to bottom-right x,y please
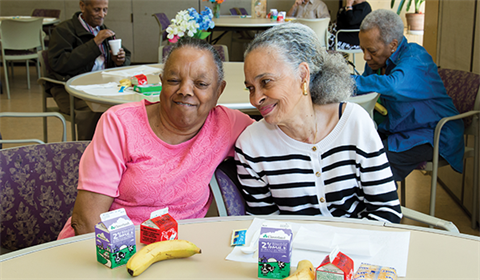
108,39 -> 122,55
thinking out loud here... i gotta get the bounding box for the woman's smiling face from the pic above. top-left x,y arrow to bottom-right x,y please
160,46 -> 223,130
244,47 -> 304,125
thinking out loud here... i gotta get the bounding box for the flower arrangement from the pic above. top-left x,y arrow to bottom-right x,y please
203,0 -> 225,18
166,7 -> 215,43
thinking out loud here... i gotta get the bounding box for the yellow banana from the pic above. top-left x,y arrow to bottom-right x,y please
126,239 -> 201,277
284,260 -> 315,280
119,78 -> 132,87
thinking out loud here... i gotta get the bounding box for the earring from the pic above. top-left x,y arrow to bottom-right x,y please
303,82 -> 308,96
391,49 -> 395,53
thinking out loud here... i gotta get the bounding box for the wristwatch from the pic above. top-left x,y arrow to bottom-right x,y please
345,6 -> 353,11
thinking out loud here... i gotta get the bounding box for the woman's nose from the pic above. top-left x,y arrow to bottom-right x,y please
178,82 -> 194,96
250,90 -> 266,107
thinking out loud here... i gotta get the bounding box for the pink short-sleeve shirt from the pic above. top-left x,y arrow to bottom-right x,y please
58,100 -> 253,239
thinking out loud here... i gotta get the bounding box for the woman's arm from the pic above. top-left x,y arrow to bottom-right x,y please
355,112 -> 402,223
234,135 -> 279,215
70,190 -> 115,235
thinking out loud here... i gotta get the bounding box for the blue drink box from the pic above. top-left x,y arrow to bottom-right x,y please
95,208 -> 136,269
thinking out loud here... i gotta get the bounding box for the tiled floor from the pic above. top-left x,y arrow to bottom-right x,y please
1,65 -> 479,237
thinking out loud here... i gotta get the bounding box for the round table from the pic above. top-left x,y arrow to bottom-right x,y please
0,215 -> 479,279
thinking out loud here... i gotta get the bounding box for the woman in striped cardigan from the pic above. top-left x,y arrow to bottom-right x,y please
235,23 -> 402,223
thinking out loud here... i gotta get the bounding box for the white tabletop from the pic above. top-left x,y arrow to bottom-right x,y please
0,216 -> 479,279
213,16 -> 284,28
0,16 -> 59,25
65,62 -> 257,114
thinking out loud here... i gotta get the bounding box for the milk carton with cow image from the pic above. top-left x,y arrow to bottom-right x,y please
140,207 -> 178,245
95,208 -> 136,269
258,221 -> 293,279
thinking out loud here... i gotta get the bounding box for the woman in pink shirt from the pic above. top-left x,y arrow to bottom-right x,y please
58,38 -> 254,239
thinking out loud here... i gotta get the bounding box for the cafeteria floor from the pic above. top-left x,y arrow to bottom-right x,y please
1,64 -> 479,237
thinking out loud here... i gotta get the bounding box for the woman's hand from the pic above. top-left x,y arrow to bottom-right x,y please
70,190 -> 115,236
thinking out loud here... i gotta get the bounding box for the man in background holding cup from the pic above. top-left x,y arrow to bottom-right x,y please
286,0 -> 330,19
47,0 -> 131,140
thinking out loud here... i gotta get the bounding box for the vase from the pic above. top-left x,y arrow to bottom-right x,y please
405,13 -> 424,31
213,3 -> 221,18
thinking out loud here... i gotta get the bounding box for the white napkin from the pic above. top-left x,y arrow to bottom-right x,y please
70,82 -> 134,96
226,218 -> 410,277
293,226 -> 379,257
101,66 -> 161,78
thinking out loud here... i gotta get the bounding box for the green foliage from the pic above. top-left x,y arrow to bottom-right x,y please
390,0 -> 425,14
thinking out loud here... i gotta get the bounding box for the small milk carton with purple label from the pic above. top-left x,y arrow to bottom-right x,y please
258,221 -> 293,279
95,208 -> 136,269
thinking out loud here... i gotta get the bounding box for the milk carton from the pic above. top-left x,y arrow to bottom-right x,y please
95,208 -> 136,269
140,207 -> 178,245
316,248 -> 354,280
257,221 -> 293,279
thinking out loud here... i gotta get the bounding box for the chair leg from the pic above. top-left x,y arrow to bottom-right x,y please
3,59 -> 11,99
70,94 -> 76,141
36,59 -> 41,80
400,180 -> 406,207
429,166 -> 439,217
472,132 -> 480,229
26,61 -> 31,89
9,61 -> 14,78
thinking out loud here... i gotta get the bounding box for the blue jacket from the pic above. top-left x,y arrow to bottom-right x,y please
354,36 -> 464,173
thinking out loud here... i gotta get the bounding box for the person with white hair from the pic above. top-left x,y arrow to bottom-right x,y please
354,9 -> 464,182
235,22 -> 402,223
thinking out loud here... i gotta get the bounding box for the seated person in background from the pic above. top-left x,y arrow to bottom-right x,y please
57,38 -> 254,238
235,23 -> 402,223
287,0 -> 330,19
354,9 -> 464,182
47,0 -> 131,140
328,0 -> 372,50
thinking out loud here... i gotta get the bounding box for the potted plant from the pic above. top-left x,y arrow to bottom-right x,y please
391,0 -> 425,31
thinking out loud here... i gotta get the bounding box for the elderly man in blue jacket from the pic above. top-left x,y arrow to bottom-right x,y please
353,9 -> 464,182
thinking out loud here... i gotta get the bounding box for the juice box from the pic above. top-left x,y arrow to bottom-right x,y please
316,248 -> 354,280
140,207 -> 178,245
257,221 -> 293,279
133,83 -> 162,95
95,208 -> 136,269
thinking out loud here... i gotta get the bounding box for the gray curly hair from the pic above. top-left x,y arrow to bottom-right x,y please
360,9 -> 404,45
244,22 -> 353,105
163,37 -> 224,84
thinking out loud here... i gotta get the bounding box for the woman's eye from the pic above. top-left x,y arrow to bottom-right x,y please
262,79 -> 271,86
167,79 -> 179,84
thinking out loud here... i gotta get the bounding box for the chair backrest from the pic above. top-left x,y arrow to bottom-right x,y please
31,9 -> 61,19
238,8 -> 249,15
0,141 -> 90,251
438,68 -> 480,128
38,50 -> 51,77
296,18 -> 330,48
0,18 -> 44,50
348,92 -> 379,120
160,44 -> 229,63
152,13 -> 170,43
210,158 -> 246,216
